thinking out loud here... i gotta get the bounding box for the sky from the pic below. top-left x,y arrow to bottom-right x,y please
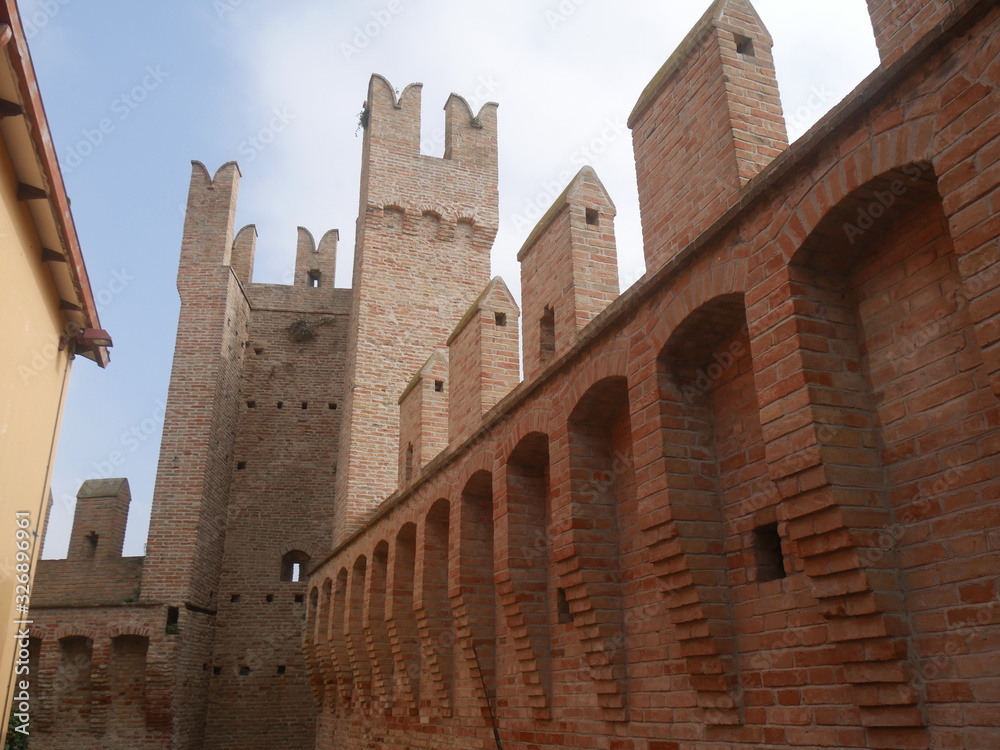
28,0 -> 881,558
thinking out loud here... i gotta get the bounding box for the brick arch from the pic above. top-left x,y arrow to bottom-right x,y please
346,554 -> 372,708
458,443 -> 495,481
493,402 -> 552,465
644,255 -> 748,360
54,627 -> 99,643
280,541 -> 313,557
555,346 -> 629,420
107,624 -> 152,640
644,293 -> 755,725
748,164 -> 974,735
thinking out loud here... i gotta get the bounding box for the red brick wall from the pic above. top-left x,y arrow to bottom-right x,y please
305,4 -> 1000,749
866,0 -> 959,65
334,75 -> 499,543
447,277 -> 520,444
519,167 -> 619,381
629,0 -> 787,273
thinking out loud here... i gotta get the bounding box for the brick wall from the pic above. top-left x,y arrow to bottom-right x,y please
519,166 -> 619,381
334,75 -> 499,543
629,0 -> 787,273
304,3 -> 1000,749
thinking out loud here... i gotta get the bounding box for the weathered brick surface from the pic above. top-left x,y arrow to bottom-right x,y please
334,75 -> 499,543
519,166 -> 619,381
629,0 -> 787,274
306,2 -> 1000,749
30,0 -> 1000,748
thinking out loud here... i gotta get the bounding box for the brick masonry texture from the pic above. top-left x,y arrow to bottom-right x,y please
28,0 -> 1000,748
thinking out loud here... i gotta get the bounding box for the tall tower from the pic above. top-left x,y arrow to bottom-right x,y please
333,75 -> 499,542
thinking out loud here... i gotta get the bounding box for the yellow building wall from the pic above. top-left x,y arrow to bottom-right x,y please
0,133 -> 73,732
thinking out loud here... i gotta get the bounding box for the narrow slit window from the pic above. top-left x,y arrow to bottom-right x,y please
753,523 -> 787,582
307,270 -> 321,288
540,306 -> 555,363
166,606 -> 180,634
557,587 -> 572,624
405,443 -> 414,482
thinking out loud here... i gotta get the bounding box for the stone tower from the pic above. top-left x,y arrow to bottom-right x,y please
333,75 -> 499,543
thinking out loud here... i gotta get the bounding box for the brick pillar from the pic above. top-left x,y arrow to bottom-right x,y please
629,0 -> 787,273
519,166 -> 619,380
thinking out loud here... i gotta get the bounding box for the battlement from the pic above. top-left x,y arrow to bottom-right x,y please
358,74 -> 499,232
519,166 -> 619,381
629,0 -> 787,273
33,479 -> 144,607
398,349 -> 449,487
447,276 -> 520,444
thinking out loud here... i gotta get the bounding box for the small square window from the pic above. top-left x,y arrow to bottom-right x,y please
246,400 -> 256,409
231,594 -> 240,603
495,312 -> 507,327
236,461 -> 246,471
434,380 -> 444,392
277,665 -> 286,675
266,594 -> 274,603
239,665 -> 250,676
585,208 -> 599,226
735,33 -> 755,56
294,594 -> 305,603
213,666 -> 222,676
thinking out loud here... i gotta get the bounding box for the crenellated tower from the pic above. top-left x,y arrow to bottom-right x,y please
334,75 -> 499,543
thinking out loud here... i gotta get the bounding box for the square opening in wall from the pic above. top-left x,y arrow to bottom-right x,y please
253,347 -> 263,356
166,606 -> 180,635
434,380 -> 444,392
301,402 -> 308,409
277,401 -> 283,409
308,269 -> 321,288
213,666 -> 221,676
585,208 -> 599,226
328,403 -> 337,410
239,666 -> 250,676
557,587 -> 572,624
231,594 -> 240,603
277,665 -> 286,675
246,400 -> 256,409
495,311 -> 507,327
753,523 -> 787,582
735,33 -> 755,56
294,594 -> 305,603
236,461 -> 246,471
266,594 -> 274,603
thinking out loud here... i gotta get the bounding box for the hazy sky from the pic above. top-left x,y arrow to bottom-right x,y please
28,0 -> 881,557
